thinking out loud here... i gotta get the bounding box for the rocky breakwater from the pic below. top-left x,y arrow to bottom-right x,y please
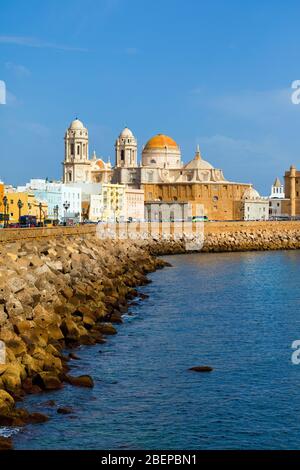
0,234 -> 168,448
203,227 -> 300,252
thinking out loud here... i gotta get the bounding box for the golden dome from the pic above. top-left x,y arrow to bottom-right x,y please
144,134 -> 179,150
96,159 -> 105,169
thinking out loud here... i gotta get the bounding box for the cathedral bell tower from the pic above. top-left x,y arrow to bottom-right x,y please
63,118 -> 90,183
115,127 -> 137,168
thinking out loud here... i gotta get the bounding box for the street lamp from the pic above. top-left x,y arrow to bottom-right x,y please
3,196 -> 8,228
63,201 -> 70,226
38,202 -> 44,227
17,199 -> 23,226
54,204 -> 59,225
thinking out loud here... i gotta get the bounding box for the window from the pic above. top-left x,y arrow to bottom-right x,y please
77,145 -> 80,156
121,150 -> 125,161
70,144 -> 74,155
213,196 -> 218,202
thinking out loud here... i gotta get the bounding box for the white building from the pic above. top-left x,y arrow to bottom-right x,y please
17,179 -> 82,222
268,177 -> 289,218
242,187 -> 269,221
270,177 -> 285,199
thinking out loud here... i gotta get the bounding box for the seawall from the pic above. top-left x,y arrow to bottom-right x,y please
1,221 -> 300,252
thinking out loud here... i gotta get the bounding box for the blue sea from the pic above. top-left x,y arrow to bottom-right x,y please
9,251 -> 300,449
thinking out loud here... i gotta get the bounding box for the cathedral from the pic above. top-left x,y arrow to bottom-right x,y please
63,118 -> 252,220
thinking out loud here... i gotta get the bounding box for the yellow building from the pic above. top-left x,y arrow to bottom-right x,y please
0,181 -> 4,225
3,190 -> 48,224
89,183 -> 126,222
140,138 -> 251,221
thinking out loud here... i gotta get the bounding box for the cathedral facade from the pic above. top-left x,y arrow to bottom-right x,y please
63,119 -> 252,220
112,129 -> 251,220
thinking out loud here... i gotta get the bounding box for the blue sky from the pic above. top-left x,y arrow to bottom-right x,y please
1,0 -> 300,193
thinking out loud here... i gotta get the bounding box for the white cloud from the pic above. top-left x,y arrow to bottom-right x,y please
0,35 -> 87,52
196,133 -> 288,189
5,62 -> 31,77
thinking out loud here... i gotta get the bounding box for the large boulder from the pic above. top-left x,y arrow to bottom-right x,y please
33,372 -> 63,390
0,390 -> 15,414
60,318 -> 81,341
1,362 -> 25,392
65,374 -> 94,388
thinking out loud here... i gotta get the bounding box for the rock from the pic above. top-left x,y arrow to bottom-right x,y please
138,293 -> 149,300
22,377 -> 42,394
57,407 -> 73,415
0,305 -> 8,326
5,338 -> 27,357
0,408 -> 48,426
26,412 -> 49,424
33,372 -> 63,390
97,323 -> 117,335
0,436 -> 13,450
46,260 -> 63,272
69,352 -> 80,360
1,362 -> 25,392
189,366 -> 213,372
0,390 -> 15,415
110,312 -> 123,324
65,374 -> 94,388
43,400 -> 56,407
5,295 -> 24,318
61,318 -> 81,341
6,276 -> 26,294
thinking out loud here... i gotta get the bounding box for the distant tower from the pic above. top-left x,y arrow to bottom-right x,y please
270,177 -> 285,199
115,127 -> 137,168
290,165 -> 296,217
63,118 -> 90,183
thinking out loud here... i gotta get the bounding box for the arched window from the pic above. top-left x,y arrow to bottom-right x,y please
77,145 -> 80,156
121,150 -> 125,161
68,172 -> 72,182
